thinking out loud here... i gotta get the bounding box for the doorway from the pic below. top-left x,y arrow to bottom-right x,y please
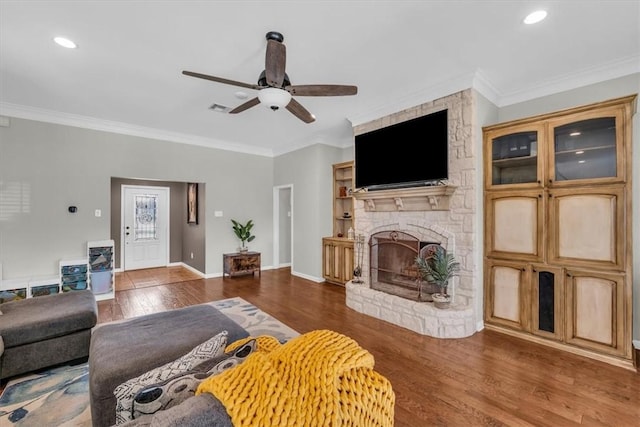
121,185 -> 170,270
273,185 -> 293,269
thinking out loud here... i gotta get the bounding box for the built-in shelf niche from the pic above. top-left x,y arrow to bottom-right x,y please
353,185 -> 456,212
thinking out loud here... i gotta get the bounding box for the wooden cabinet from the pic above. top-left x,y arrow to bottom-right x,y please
223,252 -> 261,278
322,161 -> 355,286
483,95 -> 635,367
322,237 -> 354,285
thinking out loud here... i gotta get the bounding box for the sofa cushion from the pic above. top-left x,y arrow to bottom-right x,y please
131,339 -> 256,420
89,303 -> 250,427
0,290 -> 97,348
117,394 -> 232,427
114,330 -> 229,425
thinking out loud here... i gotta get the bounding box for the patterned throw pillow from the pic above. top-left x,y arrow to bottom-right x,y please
113,330 -> 229,425
131,339 -> 256,419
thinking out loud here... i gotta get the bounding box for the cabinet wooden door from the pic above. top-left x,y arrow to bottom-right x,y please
484,123 -> 545,190
565,269 -> 628,357
530,264 -> 564,341
546,104 -> 628,187
322,238 -> 354,285
548,185 -> 624,270
484,259 -> 530,331
485,190 -> 544,263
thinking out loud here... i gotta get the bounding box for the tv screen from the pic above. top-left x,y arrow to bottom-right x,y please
355,109 -> 448,190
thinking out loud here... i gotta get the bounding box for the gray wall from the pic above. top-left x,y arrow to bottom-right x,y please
274,143 -> 346,280
109,178 -> 206,272
0,117 -> 274,278
492,73 -> 640,341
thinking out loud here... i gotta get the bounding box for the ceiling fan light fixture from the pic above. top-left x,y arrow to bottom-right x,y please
258,88 -> 291,111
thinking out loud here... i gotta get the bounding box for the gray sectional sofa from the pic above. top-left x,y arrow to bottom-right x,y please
0,289 -> 98,380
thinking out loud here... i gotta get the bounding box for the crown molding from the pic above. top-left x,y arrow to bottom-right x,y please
347,72 -> 479,127
494,55 -> 640,107
0,102 -> 275,157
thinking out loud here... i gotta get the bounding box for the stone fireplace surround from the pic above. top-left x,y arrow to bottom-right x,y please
345,89 -> 478,339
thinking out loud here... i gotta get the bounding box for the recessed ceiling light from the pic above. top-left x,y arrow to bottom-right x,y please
54,36 -> 77,49
523,10 -> 547,25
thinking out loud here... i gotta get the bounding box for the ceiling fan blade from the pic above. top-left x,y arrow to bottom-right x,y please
229,97 -> 261,114
265,39 -> 286,87
286,98 -> 315,123
182,70 -> 261,90
286,84 -> 358,96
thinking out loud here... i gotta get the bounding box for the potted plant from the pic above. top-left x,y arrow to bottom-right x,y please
231,219 -> 255,252
415,247 -> 460,309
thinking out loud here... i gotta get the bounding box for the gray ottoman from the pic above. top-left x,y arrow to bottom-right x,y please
89,304 -> 249,427
0,289 -> 98,380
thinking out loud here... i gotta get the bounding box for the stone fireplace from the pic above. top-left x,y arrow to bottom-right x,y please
345,89 -> 479,339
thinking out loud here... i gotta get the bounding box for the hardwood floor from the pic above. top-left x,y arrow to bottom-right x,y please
98,267 -> 640,427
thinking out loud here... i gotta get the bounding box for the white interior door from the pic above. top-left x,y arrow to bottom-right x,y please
122,185 -> 170,271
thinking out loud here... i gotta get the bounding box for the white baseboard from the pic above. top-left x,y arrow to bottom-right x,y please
291,270 -> 324,283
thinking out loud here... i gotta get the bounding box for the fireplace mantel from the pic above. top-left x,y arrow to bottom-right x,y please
353,185 -> 457,212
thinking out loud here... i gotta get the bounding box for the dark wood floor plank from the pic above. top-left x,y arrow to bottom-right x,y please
97,267 -> 639,426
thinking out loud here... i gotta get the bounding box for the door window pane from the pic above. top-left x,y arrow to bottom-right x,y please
135,195 -> 158,240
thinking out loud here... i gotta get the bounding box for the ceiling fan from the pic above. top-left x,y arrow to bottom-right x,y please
182,31 -> 358,124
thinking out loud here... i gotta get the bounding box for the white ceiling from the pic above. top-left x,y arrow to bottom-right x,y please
1,1 -> 638,157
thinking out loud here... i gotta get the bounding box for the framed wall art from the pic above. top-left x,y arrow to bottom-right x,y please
187,183 -> 198,224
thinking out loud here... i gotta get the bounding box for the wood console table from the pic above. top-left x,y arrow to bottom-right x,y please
223,252 -> 261,278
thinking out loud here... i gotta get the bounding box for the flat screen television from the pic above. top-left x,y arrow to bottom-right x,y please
354,109 -> 448,190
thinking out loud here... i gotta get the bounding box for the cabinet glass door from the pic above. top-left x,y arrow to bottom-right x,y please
491,131 -> 538,185
553,117 -> 616,181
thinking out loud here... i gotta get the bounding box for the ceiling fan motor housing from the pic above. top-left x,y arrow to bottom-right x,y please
258,70 -> 291,88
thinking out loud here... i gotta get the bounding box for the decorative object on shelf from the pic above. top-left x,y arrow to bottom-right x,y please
353,234 -> 365,284
415,247 -> 460,309
339,186 -> 347,197
187,183 -> 198,224
347,227 -> 355,240
343,212 -> 351,218
231,219 -> 255,252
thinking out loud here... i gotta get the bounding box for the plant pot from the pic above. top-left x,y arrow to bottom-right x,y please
431,293 -> 451,309
418,281 -> 439,302
239,246 -> 249,253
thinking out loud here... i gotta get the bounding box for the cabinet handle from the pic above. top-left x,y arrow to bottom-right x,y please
548,179 -> 552,184
537,180 -> 541,184
538,194 -> 542,198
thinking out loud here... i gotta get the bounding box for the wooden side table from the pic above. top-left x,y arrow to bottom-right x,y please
223,252 -> 261,278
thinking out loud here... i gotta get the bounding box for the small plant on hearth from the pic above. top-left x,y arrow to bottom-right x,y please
231,219 -> 255,252
415,247 -> 460,308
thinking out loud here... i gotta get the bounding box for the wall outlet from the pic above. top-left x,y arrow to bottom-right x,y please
214,211 -> 223,217
94,209 -> 102,217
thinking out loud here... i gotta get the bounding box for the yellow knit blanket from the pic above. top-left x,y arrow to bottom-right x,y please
196,329 -> 395,426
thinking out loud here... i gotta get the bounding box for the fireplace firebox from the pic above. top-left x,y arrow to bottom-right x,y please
369,230 -> 441,301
